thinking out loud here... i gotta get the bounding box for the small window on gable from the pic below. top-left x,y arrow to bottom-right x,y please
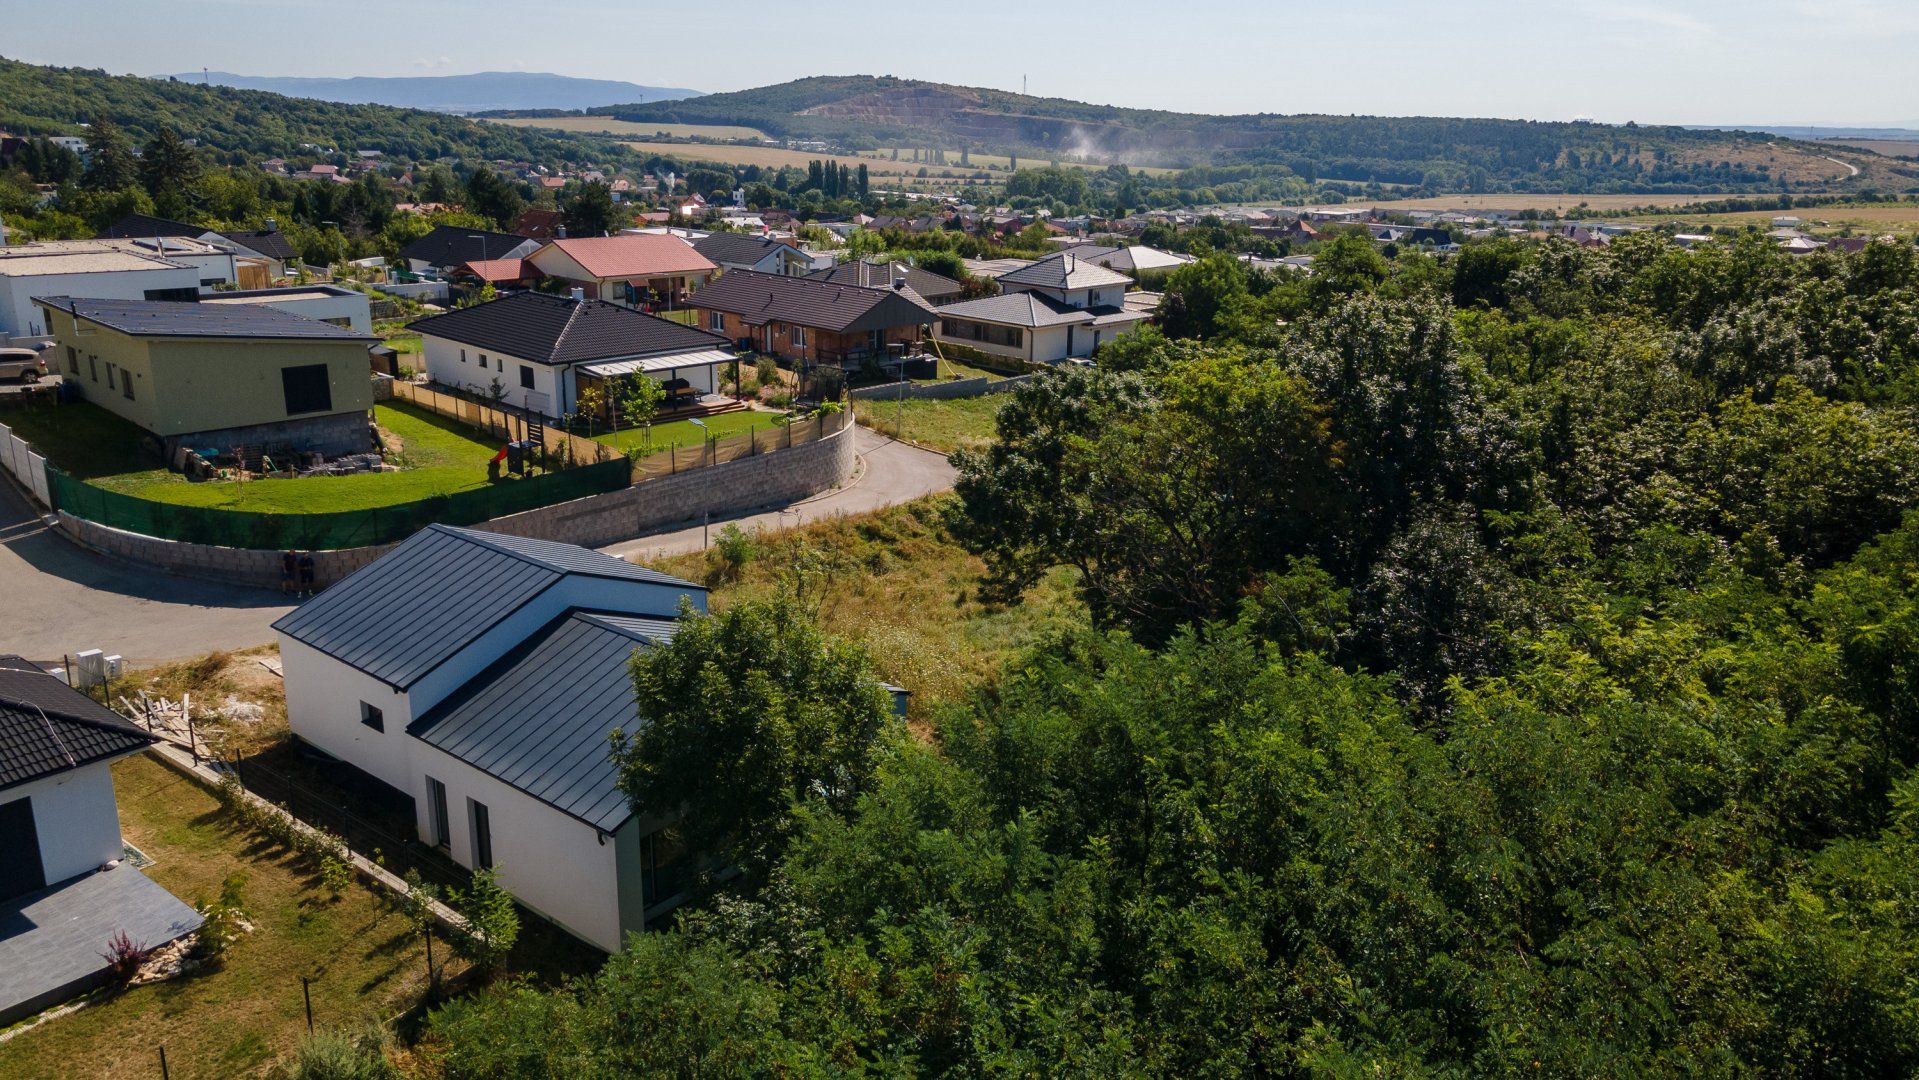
360,701 -> 384,732
459,348 -> 467,364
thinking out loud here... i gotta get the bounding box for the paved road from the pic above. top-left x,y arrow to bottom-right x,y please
601,425 -> 958,562
0,475 -> 295,666
0,425 -> 956,664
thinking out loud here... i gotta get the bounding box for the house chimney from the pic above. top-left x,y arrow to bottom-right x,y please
894,274 -> 908,290
557,224 -> 567,239
570,287 -> 585,302
264,217 -> 278,233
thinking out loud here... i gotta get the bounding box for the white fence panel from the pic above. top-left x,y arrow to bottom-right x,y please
25,449 -> 49,505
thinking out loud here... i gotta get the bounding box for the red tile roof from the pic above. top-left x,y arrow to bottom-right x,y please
459,258 -> 538,283
538,235 -> 716,280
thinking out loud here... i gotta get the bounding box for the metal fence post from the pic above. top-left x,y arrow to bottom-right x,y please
302,975 -> 313,1033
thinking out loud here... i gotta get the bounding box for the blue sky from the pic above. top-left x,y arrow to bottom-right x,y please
6,0 -> 1916,126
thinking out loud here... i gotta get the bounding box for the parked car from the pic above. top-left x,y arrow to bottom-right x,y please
0,348 -> 48,383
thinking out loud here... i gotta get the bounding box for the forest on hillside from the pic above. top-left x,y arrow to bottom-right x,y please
0,57 -> 625,167
583,75 -> 1908,195
414,233 -> 1919,1075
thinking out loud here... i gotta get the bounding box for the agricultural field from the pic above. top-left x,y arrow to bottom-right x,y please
857,148 -> 1178,177
617,140 -> 978,187
1634,201 -> 1919,236
1819,138 -> 1919,159
1340,192 -> 1812,213
486,116 -> 770,141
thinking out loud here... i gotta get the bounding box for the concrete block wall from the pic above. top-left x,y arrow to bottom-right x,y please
477,411 -> 858,549
54,512 -> 396,591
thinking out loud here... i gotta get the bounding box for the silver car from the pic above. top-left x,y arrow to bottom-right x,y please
0,348 -> 47,383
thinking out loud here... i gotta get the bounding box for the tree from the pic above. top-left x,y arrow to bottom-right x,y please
1156,253 -> 1250,339
563,180 -> 620,238
615,374 -> 665,442
82,114 -> 138,192
465,166 -> 523,228
447,867 -> 519,975
611,598 -> 894,886
138,125 -> 201,217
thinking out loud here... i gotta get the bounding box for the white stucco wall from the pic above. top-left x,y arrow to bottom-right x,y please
421,335 -> 567,418
8,760 -> 127,886
278,635 -> 417,792
409,742 -> 626,951
0,266 -> 204,339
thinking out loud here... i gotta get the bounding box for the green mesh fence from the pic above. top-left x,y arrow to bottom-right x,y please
46,457 -> 632,551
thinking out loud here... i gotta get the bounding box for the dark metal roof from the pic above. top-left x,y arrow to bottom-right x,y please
0,662 -> 155,793
409,610 -> 679,831
806,259 -> 965,300
687,270 -> 938,334
99,214 -> 202,240
32,297 -> 376,341
271,525 -> 700,691
407,292 -> 731,366
218,229 -> 299,262
398,225 -> 529,270
690,232 -> 802,269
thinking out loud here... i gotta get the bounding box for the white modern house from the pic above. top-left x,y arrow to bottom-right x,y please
0,657 -> 202,1026
199,284 -> 374,334
0,241 -> 208,345
273,526 -> 711,951
934,252 -> 1150,364
689,232 -> 814,277
409,290 -> 737,420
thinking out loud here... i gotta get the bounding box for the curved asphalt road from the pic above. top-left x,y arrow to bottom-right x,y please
0,426 -> 955,666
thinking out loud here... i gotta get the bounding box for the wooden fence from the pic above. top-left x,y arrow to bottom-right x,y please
628,408 -> 850,481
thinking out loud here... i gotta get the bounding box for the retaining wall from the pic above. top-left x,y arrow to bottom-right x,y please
45,411 -> 858,589
477,409 -> 858,548
849,374 -> 1039,402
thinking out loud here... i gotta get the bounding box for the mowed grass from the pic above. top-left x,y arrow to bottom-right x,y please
0,754 -> 455,1080
5,400 -> 509,512
591,408 -> 781,453
855,394 -> 1005,454
486,116 -> 770,141
647,496 -> 1085,711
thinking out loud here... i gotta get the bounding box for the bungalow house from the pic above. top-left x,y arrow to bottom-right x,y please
0,242 -> 206,344
34,296 -> 378,457
525,234 -> 717,310
687,270 -> 937,368
512,208 -> 567,240
398,226 -> 541,276
274,526 -> 712,951
410,290 -> 736,420
450,258 -> 543,291
935,252 -> 1148,364
0,656 -> 202,1026
805,259 -> 966,305
690,232 -> 813,277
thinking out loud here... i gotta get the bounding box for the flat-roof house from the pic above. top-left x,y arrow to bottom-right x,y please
0,242 -> 206,343
936,252 -> 1148,363
525,234 -> 717,311
805,259 -> 966,305
34,296 -> 379,457
690,232 -> 813,277
274,525 -> 713,950
409,291 -> 736,420
0,656 -> 202,1026
197,284 -> 375,335
398,226 -> 541,276
687,270 -> 937,368
103,215 -> 301,282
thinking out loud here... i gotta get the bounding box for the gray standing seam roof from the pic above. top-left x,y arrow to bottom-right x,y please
408,611 -> 680,831
270,525 -> 699,691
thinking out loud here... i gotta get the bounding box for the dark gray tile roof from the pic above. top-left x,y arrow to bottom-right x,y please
998,252 -> 1133,291
687,270 -> 937,334
691,232 -> 801,268
0,664 -> 155,793
806,259 -> 964,301
938,291 -> 1095,328
407,292 -> 731,366
409,610 -> 680,831
398,225 -> 529,270
271,525 -> 700,691
32,297 -> 375,341
218,229 -> 299,262
99,214 -> 202,240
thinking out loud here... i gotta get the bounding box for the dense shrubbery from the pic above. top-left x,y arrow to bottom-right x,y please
425,232 -> 1919,1074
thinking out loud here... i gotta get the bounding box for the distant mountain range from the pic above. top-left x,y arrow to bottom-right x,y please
162,70 -> 701,114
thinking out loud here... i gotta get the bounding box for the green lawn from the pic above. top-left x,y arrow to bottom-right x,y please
855,394 -> 1005,454
0,755 -> 452,1080
590,409 -> 783,454
6,400 -> 510,513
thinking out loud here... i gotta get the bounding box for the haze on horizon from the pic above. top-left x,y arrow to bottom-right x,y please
6,0 -> 1916,128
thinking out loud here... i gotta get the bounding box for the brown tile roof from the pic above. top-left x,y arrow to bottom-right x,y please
688,270 -> 938,334
539,235 -> 716,280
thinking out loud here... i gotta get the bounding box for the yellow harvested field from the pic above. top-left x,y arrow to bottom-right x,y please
1351,193 -> 1826,213
618,140 -> 976,184
1819,138 -> 1919,159
488,116 -> 771,141
1634,203 -> 1919,234
859,148 -> 1177,178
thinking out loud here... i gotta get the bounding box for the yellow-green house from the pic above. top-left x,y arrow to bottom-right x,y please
34,296 -> 379,457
